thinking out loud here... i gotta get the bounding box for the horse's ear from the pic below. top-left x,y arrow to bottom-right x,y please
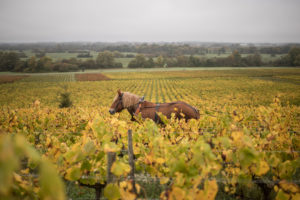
117,89 -> 122,96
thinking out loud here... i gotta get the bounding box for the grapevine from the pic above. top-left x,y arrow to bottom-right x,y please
0,68 -> 299,200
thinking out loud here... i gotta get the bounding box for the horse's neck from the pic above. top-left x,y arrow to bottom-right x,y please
126,103 -> 138,117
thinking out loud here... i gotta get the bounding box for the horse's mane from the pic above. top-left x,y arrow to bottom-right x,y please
114,92 -> 140,108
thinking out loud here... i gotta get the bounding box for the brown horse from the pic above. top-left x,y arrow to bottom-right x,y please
109,89 -> 199,123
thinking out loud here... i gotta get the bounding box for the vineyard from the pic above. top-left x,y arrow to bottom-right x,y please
0,68 -> 300,200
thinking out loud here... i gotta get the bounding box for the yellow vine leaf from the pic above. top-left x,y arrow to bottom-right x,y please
13,173 -> 22,183
170,186 -> 186,200
276,189 -> 290,200
65,166 -> 81,181
103,143 -> 119,153
135,183 -> 141,194
231,131 -> 243,142
160,177 -> 169,185
254,160 -> 270,176
291,193 -> 300,200
104,183 -> 120,200
196,180 -> 218,200
111,161 -> 131,177
119,181 -> 136,200
279,180 -> 300,193
156,157 -> 165,164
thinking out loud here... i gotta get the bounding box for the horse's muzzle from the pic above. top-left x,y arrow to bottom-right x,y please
109,109 -> 116,115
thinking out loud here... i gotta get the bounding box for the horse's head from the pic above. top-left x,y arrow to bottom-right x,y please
109,89 -> 124,115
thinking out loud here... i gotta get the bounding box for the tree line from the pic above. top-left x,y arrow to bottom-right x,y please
1,48 -> 300,72
1,42 -> 298,57
128,48 -> 300,68
0,51 -> 122,72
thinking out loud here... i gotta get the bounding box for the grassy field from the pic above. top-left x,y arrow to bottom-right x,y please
0,68 -> 299,199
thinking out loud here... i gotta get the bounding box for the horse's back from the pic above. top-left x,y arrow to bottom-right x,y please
165,101 -> 200,120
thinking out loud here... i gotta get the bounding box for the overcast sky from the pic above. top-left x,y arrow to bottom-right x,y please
0,0 -> 299,43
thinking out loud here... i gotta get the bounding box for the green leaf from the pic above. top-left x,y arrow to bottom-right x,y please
39,160 -> 66,200
104,183 -> 120,200
15,135 -> 40,162
268,154 -> 281,168
171,158 -> 189,175
278,160 -> 297,179
0,135 -> 18,195
65,166 -> 81,181
276,189 -> 290,200
219,137 -> 231,148
81,160 -> 92,171
104,142 -> 120,153
84,140 -> 96,155
254,160 -> 269,176
111,161 -> 131,177
238,148 -> 257,169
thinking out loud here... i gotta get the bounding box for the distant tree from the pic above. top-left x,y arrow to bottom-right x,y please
294,54 -> 300,66
80,59 -> 96,69
272,55 -> 290,66
113,51 -> 122,58
218,47 -> 226,55
53,63 -> 78,72
145,57 -> 155,68
128,54 -> 147,68
26,56 -> 37,72
253,53 -> 262,66
113,62 -> 123,68
228,50 -> 242,67
125,54 -> 135,58
176,55 -> 189,67
156,55 -> 164,67
188,55 -> 201,67
0,52 -> 21,71
62,58 -> 79,65
163,57 -> 177,67
243,53 -> 262,66
288,47 -> 300,66
205,59 -> 215,67
96,51 -> 115,68
37,56 -> 53,72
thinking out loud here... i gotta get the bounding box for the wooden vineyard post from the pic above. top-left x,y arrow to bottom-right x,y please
83,152 -> 116,200
128,129 -> 137,195
107,152 -> 116,184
